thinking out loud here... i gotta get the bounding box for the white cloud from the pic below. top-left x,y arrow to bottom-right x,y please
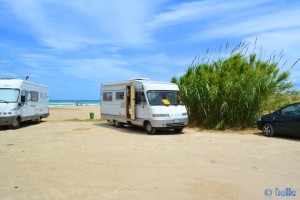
2,0 -> 299,92
244,29 -> 300,88
244,29 -> 300,57
130,53 -> 190,73
15,51 -> 190,83
0,60 -> 11,66
151,0 -> 300,87
0,72 -> 18,78
61,58 -> 140,80
6,0 -> 154,50
197,9 -> 300,39
148,0 -> 274,29
16,53 -> 140,81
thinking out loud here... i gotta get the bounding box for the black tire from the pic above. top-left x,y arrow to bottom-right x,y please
174,128 -> 184,134
33,117 -> 41,124
11,118 -> 20,129
262,123 -> 275,137
114,120 -> 123,128
145,122 -> 156,134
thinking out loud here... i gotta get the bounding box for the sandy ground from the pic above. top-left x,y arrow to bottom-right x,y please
0,106 -> 299,200
46,106 -> 101,121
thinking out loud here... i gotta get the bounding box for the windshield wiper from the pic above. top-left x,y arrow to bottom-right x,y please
0,100 -> 9,103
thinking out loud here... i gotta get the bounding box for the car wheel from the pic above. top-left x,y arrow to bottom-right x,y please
174,128 -> 183,134
145,122 -> 156,135
262,123 -> 275,137
114,120 -> 123,128
11,118 -> 20,129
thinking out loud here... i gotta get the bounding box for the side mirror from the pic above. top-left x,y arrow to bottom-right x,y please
21,95 -> 26,103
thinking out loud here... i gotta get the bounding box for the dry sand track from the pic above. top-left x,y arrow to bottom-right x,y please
0,106 -> 299,199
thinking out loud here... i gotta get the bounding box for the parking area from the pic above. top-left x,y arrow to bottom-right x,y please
0,121 -> 299,199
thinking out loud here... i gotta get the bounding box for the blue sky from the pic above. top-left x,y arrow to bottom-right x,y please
0,0 -> 299,100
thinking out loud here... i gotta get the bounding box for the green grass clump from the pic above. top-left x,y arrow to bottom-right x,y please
172,41 -> 298,130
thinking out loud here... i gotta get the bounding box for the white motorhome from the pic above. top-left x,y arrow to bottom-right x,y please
101,78 -> 188,134
0,78 -> 49,129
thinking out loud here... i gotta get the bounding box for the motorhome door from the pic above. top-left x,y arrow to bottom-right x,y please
135,91 -> 148,121
126,85 -> 136,120
20,90 -> 28,117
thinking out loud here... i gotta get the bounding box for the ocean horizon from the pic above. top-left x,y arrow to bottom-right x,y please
49,100 -> 100,107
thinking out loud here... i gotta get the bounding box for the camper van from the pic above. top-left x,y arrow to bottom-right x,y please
0,78 -> 49,129
101,78 -> 188,134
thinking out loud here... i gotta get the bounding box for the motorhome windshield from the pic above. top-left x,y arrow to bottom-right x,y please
147,90 -> 183,106
0,89 -> 20,103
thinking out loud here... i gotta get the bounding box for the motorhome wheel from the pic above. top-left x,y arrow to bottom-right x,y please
145,122 -> 156,134
34,117 -> 41,124
174,128 -> 183,134
114,120 -> 123,128
11,118 -> 20,129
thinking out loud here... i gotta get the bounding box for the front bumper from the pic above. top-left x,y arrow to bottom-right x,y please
257,121 -> 263,130
0,116 -> 17,126
150,117 -> 188,128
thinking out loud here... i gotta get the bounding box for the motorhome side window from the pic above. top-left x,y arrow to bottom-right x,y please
116,91 -> 124,100
103,92 -> 112,101
24,91 -> 39,102
31,91 -> 39,102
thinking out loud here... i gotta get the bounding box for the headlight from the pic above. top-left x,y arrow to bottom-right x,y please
258,117 -> 261,121
2,112 -> 12,115
182,113 -> 187,116
152,114 -> 169,117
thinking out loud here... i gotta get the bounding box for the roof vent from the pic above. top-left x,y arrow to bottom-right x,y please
129,78 -> 149,81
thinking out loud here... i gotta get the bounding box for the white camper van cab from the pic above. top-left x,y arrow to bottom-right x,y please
0,78 -> 49,129
101,78 -> 188,134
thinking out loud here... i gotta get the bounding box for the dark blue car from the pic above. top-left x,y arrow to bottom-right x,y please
257,102 -> 300,136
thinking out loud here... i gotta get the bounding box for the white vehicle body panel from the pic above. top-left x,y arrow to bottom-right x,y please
0,79 -> 49,127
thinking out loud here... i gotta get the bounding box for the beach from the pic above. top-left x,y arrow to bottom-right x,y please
0,106 -> 299,200
46,106 -> 101,121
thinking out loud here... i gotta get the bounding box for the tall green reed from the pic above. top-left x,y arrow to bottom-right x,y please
172,42 -> 298,130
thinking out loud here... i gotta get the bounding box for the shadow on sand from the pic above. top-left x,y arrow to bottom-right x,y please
93,122 -> 183,136
0,120 -> 46,131
254,131 -> 300,141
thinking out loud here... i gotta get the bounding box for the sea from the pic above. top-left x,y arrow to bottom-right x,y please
49,100 -> 100,107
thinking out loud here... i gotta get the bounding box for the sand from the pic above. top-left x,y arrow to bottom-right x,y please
0,106 -> 299,200
46,106 -> 101,121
